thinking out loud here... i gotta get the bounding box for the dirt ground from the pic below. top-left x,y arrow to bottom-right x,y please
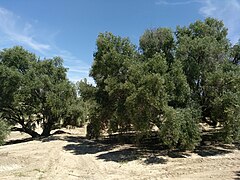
0,127 -> 240,180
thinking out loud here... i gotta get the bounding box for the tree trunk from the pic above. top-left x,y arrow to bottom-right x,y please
24,127 -> 40,138
41,122 -> 53,137
12,127 -> 40,138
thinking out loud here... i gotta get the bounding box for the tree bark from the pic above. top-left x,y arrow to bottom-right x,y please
41,122 -> 53,137
11,127 -> 40,138
24,127 -> 40,138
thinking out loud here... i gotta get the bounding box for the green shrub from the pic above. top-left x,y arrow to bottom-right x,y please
160,107 -> 201,150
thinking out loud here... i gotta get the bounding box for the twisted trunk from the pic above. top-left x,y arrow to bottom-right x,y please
11,127 -> 40,138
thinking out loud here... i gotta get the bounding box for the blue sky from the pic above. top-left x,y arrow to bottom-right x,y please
0,0 -> 240,83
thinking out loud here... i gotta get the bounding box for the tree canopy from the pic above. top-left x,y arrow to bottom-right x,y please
81,18 -> 240,150
0,46 -> 81,138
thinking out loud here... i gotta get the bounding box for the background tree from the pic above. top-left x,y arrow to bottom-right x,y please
0,46 -> 40,137
176,18 -> 230,125
0,46 -> 80,137
204,61 -> 240,142
63,82 -> 92,127
175,18 -> 240,143
138,31 -> 199,148
28,57 -> 79,136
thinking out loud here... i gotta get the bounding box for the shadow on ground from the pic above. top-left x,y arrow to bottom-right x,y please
4,130 -> 71,145
62,134 -> 236,165
3,130 -> 237,165
144,155 -> 168,164
194,145 -> 232,157
4,137 -> 34,145
234,171 -> 240,180
63,137 -> 115,155
96,147 -> 168,164
96,147 -> 139,162
62,135 -> 169,164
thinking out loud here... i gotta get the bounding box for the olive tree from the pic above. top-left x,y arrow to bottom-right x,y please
0,46 -> 80,137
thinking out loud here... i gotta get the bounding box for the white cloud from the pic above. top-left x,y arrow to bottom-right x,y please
66,67 -> 90,74
53,48 -> 91,77
156,0 -> 200,5
199,0 -> 240,44
67,73 -> 94,84
0,6 -> 91,83
0,7 -> 50,53
156,0 -> 240,44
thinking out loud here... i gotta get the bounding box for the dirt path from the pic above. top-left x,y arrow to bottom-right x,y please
0,128 -> 240,180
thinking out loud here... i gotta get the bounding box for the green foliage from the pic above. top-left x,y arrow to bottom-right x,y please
176,18 -> 229,93
205,61 -> 240,142
0,120 -> 10,145
2,18 -> 240,150
139,28 -> 174,64
85,18 -> 240,149
90,32 -> 136,85
0,46 -> 81,137
126,53 -> 168,133
86,107 -> 102,139
166,59 -> 190,108
87,32 -> 137,137
160,106 -> 201,150
0,46 -> 36,73
231,40 -> 240,64
62,85 -> 84,127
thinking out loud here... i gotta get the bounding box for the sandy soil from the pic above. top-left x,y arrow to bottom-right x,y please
0,127 -> 240,180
